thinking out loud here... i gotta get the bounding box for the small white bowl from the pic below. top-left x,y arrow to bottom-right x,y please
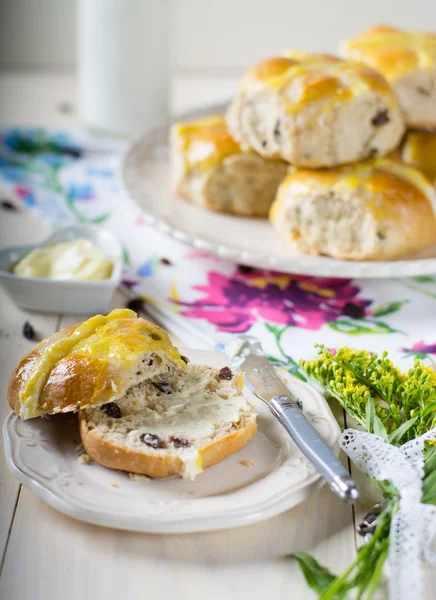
0,225 -> 123,314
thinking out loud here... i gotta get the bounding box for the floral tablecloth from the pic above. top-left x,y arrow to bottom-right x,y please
1,128 -> 436,378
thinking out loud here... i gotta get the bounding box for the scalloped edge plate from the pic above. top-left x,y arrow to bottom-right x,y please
120,102 -> 436,279
3,349 -> 341,534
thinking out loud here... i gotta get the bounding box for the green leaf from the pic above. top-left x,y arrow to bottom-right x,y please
265,322 -> 278,334
264,322 -> 287,338
422,470 -> 436,504
364,546 -> 389,600
366,397 -> 376,433
421,401 -> 436,419
91,212 -> 112,224
122,247 -> 132,266
265,353 -> 282,363
328,319 -> 399,336
371,301 -> 408,317
424,445 -> 436,475
265,354 -> 307,382
366,398 -> 388,440
373,414 -> 389,441
376,479 -> 400,501
413,275 -> 436,283
401,351 -> 431,362
388,416 -> 419,445
292,553 -> 344,598
286,365 -> 307,382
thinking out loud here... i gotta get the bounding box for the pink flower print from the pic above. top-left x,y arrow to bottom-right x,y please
184,250 -> 224,262
175,270 -> 371,333
401,340 -> 436,361
135,216 -> 147,227
15,185 -> 36,206
404,340 -> 436,354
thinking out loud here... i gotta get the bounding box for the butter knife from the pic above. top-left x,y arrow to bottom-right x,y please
227,336 -> 359,503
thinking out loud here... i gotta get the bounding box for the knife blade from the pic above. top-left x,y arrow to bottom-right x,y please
226,336 -> 359,503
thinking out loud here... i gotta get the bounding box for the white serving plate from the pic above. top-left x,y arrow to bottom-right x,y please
121,102 -> 436,279
0,225 -> 122,313
3,349 -> 340,534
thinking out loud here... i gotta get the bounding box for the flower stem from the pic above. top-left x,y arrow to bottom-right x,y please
319,555 -> 359,599
275,326 -> 291,361
396,280 -> 436,299
362,546 -> 389,600
272,325 -> 306,381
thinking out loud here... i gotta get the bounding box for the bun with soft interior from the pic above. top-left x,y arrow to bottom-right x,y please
79,363 -> 257,480
226,51 -> 404,168
341,25 -> 436,128
171,115 -> 288,216
270,158 -> 436,260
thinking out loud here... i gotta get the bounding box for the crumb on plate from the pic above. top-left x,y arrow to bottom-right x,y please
110,482 -> 119,488
76,443 -> 92,464
128,473 -> 150,483
240,459 -> 256,468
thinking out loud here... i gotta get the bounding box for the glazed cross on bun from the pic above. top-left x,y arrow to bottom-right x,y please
270,158 -> 436,261
171,115 -> 288,216
341,25 -> 436,128
226,51 -> 404,168
8,309 -> 185,420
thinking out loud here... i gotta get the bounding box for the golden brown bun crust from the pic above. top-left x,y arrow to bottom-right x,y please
283,161 -> 430,200
180,119 -> 239,154
246,56 -> 299,81
171,115 -> 241,173
8,312 -> 182,419
244,53 -> 396,99
401,129 -> 436,183
280,161 -> 435,218
8,323 -> 78,415
342,25 -> 436,82
79,415 -> 257,478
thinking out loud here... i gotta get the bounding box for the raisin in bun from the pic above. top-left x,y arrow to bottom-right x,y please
226,51 -> 404,168
8,309 -> 185,420
79,363 -> 256,480
171,115 -> 288,216
341,25 -> 436,128
270,158 -> 436,260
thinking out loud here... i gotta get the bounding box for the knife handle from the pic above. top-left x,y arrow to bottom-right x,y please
269,395 -> 359,503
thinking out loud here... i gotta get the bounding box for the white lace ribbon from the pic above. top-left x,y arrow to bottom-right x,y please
339,428 -> 436,600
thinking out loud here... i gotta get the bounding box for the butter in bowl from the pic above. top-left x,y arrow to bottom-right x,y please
0,225 -> 122,313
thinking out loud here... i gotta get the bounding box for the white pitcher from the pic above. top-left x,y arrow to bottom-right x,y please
77,0 -> 171,137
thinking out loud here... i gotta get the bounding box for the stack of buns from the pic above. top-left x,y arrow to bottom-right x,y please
8,309 -> 257,480
171,25 -> 436,261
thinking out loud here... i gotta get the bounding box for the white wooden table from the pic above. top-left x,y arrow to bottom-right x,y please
0,72 -> 432,600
